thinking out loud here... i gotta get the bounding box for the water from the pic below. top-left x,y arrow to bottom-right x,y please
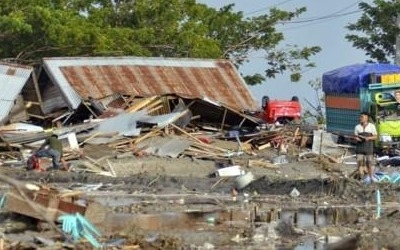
294,239 -> 324,250
83,193 -> 383,249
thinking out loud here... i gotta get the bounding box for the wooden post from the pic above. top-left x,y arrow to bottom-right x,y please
333,208 -> 339,225
229,209 -> 233,227
293,211 -> 298,225
314,208 -> 318,225
270,208 -> 275,221
31,70 -> 44,112
266,211 -> 272,223
238,117 -> 246,128
250,209 -> 254,229
253,205 -> 258,223
220,108 -> 227,132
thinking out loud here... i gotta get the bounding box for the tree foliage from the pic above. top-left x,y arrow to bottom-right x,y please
0,0 -> 321,84
346,0 -> 400,63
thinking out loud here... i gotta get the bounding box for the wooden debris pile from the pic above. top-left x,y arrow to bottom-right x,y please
0,95 -> 324,175
5,182 -> 107,225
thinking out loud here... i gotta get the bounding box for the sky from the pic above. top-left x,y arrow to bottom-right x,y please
199,0 -> 373,110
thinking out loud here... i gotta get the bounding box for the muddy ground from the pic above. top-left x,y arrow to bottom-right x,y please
1,141 -> 400,249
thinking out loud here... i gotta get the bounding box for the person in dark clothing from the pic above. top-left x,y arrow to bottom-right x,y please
354,112 -> 378,181
35,133 -> 64,170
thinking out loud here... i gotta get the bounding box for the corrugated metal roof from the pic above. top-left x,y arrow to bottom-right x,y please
0,63 -> 33,123
42,57 -> 258,111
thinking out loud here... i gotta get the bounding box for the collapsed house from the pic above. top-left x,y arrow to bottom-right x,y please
43,56 -> 259,127
3,56 -> 262,129
0,57 -> 281,159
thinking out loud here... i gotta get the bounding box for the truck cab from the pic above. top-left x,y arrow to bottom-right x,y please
322,63 -> 400,152
260,96 -> 301,124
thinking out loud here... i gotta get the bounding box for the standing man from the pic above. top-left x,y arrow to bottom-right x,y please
354,112 -> 378,181
35,133 -> 64,170
394,90 -> 400,103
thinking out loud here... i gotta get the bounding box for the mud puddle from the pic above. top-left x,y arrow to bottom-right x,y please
95,196 -> 365,249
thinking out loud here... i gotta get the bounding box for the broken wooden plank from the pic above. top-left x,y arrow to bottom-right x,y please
248,159 -> 279,169
126,96 -> 159,113
257,142 -> 271,151
81,157 -> 106,173
106,159 -> 117,177
132,128 -> 162,145
170,123 -> 228,153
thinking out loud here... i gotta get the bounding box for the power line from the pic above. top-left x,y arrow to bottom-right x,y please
280,0 -> 362,24
224,1 -> 363,54
243,0 -> 294,16
279,10 -> 361,32
244,0 -> 362,24
280,9 -> 361,25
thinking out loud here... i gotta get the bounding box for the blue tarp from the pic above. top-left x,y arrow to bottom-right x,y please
322,63 -> 400,94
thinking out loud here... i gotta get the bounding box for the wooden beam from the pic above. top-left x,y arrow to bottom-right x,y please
220,108 -> 227,131
31,70 -> 44,111
27,113 -> 46,119
24,101 -> 40,106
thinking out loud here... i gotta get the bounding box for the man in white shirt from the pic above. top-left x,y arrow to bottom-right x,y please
354,112 -> 378,181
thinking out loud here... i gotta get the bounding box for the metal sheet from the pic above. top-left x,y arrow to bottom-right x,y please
91,109 -> 189,142
95,110 -> 148,135
136,136 -> 192,158
0,101 -> 15,124
42,57 -> 258,111
0,63 -> 33,123
137,111 -> 187,128
85,136 -> 125,145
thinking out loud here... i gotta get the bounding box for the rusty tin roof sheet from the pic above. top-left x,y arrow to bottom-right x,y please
42,57 -> 258,111
0,62 -> 33,123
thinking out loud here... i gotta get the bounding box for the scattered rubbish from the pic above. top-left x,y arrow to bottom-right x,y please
0,194 -> 6,209
235,172 -> 254,190
323,233 -> 361,250
376,189 -> 381,219
272,155 -> 288,165
34,236 -> 55,246
25,183 -> 40,191
144,234 -> 160,243
0,122 -> 44,134
5,184 -> 107,224
231,188 -> 238,201
206,216 -> 216,225
290,187 -> 300,198
317,235 -> 342,244
58,213 -> 101,248
215,165 -> 245,177
378,156 -> 400,167
279,142 -> 289,154
365,172 -> 400,184
362,175 -> 379,184
68,183 -> 104,191
202,242 -> 215,250
377,155 -> 390,162
231,234 -> 246,243
243,192 -> 249,203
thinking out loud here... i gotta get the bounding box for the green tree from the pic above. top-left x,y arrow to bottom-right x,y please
346,0 -> 400,63
0,0 -> 321,84
302,78 -> 325,124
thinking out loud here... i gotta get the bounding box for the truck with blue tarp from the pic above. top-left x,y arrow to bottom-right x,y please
322,63 -> 400,150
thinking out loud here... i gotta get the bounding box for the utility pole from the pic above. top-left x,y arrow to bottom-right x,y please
396,14 -> 400,65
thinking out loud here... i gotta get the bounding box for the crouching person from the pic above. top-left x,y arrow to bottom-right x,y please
35,133 -> 65,171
